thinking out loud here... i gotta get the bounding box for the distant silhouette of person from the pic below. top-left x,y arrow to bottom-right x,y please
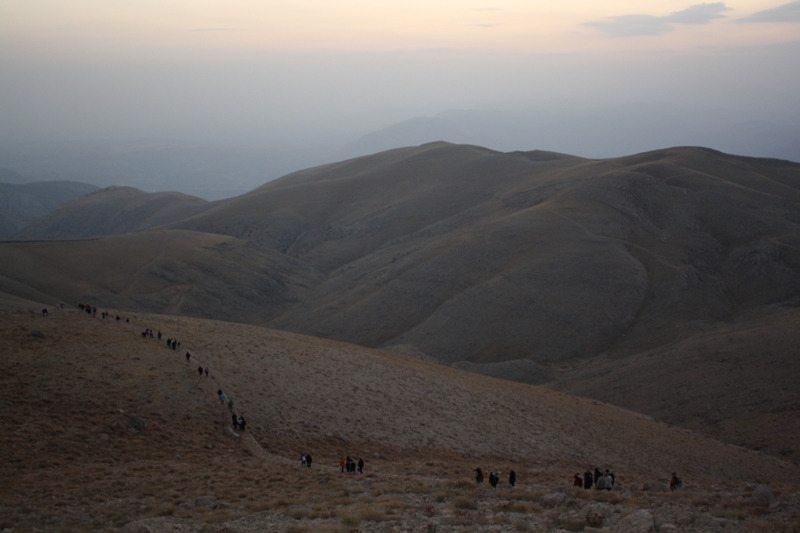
204,367 -> 209,377
186,352 -> 191,362
157,330 -> 162,340
584,469 -> 593,489
197,366 -> 203,376
670,472 -> 682,491
340,458 -> 345,473
475,468 -> 484,483
489,472 -> 499,487
237,416 -> 246,431
41,308 -> 48,316
574,472 -> 583,487
218,389 -> 227,403
509,470 -> 516,487
228,398 -> 234,411
232,413 -> 238,429
306,454 -> 312,468
301,454 -> 307,466
357,457 -> 364,474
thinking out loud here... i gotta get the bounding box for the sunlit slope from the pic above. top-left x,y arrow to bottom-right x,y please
170,144 -> 800,369
0,230 -> 320,321
15,186 -> 211,240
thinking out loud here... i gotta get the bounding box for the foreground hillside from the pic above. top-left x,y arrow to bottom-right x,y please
2,308 -> 799,532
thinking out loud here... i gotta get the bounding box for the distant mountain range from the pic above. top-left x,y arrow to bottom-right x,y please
0,177 -> 99,238
2,142 -> 800,462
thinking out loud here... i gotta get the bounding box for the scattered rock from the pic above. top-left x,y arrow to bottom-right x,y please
642,481 -> 669,492
31,330 -> 45,339
615,510 -> 655,533
195,495 -> 217,508
751,485 -> 774,509
540,492 -> 568,508
130,415 -> 148,431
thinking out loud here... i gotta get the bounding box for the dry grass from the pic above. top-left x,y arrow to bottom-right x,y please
1,309 -> 799,532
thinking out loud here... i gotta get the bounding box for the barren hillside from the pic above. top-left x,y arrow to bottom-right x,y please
2,308 -> 799,532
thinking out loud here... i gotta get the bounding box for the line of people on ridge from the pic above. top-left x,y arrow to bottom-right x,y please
574,467 -> 615,490
340,456 -> 364,473
475,468 -> 516,488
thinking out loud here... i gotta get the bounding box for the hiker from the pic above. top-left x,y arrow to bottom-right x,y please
237,416 -> 246,431
573,472 -> 583,487
218,390 -> 227,403
357,457 -> 364,474
228,398 -> 234,411
489,472 -> 499,487
596,473 -> 609,490
475,468 -> 484,483
204,367 -> 209,377
509,470 -> 516,487
340,458 -> 345,473
197,366 -> 203,376
605,469 -> 615,488
301,454 -> 307,467
157,330 -> 162,340
171,339 -> 177,350
670,472 -> 682,491
42,308 -> 48,316
231,413 -> 238,430
186,352 -> 191,362
584,469 -> 593,489
345,456 -> 353,473
306,454 -> 312,468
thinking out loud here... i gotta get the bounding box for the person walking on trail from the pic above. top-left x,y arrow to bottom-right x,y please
489,472 -> 499,487
357,457 -> 364,474
301,454 -> 307,467
218,389 -> 227,403
231,413 -> 238,430
584,469 -> 593,489
475,468 -> 484,483
204,367 -> 209,377
186,351 -> 191,362
509,470 -> 516,487
306,454 -> 312,468
237,416 -> 246,431
197,366 -> 203,376
339,458 -> 345,473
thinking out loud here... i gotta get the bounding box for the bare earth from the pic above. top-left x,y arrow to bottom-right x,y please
2,308 -> 799,532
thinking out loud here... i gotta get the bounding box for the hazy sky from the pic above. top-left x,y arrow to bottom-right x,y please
1,1 -> 799,154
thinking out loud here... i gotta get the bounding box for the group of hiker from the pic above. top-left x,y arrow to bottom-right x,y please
475,468 -> 515,488
574,467 -> 615,490
340,456 -> 364,473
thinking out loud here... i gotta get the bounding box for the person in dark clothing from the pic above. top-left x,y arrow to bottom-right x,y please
157,330 -> 162,340
584,469 -> 594,489
509,470 -> 516,487
204,367 -> 209,377
305,454 -> 312,468
489,472 -> 499,487
237,416 -> 246,431
198,366 -> 203,376
232,413 -> 238,430
475,468 -> 484,483
357,457 -> 364,474
186,352 -> 191,362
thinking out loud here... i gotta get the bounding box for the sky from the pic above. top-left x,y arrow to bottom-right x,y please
1,1 -> 799,194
